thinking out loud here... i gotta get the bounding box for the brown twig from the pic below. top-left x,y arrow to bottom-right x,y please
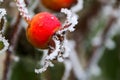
2,13 -> 21,80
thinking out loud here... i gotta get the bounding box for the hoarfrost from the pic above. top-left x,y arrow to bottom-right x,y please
0,8 -> 6,20
0,35 -> 9,54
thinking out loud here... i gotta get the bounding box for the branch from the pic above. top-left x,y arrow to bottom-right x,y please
2,13 -> 21,80
85,3 -> 119,78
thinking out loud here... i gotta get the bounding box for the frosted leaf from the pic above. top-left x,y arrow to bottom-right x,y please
0,34 -> 9,54
0,8 -> 6,20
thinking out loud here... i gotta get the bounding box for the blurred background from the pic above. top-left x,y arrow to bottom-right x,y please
0,0 -> 120,80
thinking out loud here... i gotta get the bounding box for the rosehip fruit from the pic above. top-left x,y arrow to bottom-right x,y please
26,12 -> 61,49
41,0 -> 77,11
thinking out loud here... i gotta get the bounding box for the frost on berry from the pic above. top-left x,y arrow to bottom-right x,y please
35,8 -> 78,73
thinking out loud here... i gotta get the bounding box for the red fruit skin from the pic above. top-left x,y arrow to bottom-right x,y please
26,12 -> 61,49
41,0 -> 77,11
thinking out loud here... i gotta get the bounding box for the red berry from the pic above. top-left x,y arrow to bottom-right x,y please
26,12 -> 61,49
41,0 -> 77,11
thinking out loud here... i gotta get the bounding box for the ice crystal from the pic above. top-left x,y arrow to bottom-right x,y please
59,8 -> 78,33
35,35 -> 61,73
0,8 -> 9,54
15,0 -> 31,22
0,8 -> 7,33
35,60 -> 54,73
1,17 -> 7,33
0,8 -> 6,20
46,36 -> 61,60
0,35 -> 9,54
35,8 -> 78,73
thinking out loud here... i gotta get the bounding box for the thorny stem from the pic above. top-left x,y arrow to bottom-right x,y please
35,33 -> 66,73
54,33 -> 65,61
2,13 -> 21,80
48,33 -> 65,61
59,23 -> 72,33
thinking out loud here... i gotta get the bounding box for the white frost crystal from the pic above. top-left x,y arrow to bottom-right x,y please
46,36 -> 61,60
0,8 -> 6,20
16,0 -> 31,21
35,60 -> 54,73
0,35 -> 9,54
0,8 -> 7,33
35,35 -> 61,73
35,8 -> 79,73
60,8 -> 78,32
1,17 -> 7,33
0,8 -> 9,54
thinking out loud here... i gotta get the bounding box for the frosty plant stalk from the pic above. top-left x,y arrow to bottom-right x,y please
0,8 -> 9,54
15,0 -> 78,73
15,0 -> 31,23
